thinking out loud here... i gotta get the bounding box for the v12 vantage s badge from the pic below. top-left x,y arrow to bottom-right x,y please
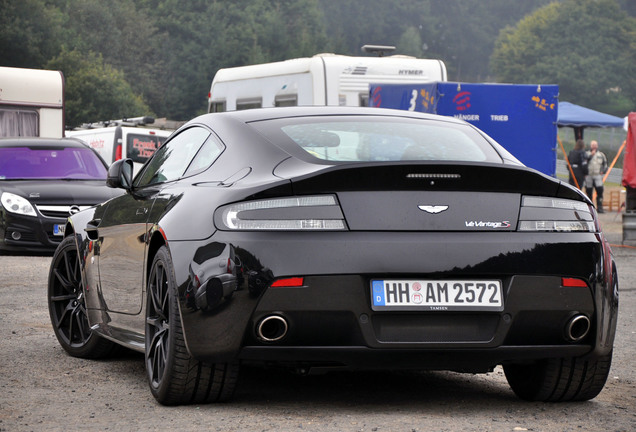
465,220 -> 511,229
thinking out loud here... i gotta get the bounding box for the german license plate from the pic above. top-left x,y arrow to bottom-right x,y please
53,224 -> 65,236
371,279 -> 503,311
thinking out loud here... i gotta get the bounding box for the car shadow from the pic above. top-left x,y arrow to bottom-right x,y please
233,365 -> 517,409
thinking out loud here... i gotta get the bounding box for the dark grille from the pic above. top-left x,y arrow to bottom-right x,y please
35,205 -> 90,218
39,208 -> 69,218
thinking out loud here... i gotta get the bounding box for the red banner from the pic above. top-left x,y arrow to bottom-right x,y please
623,113 -> 636,188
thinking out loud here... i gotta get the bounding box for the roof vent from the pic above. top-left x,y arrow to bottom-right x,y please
361,45 -> 396,57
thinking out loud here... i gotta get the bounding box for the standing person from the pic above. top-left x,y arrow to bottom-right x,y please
585,140 -> 608,213
568,139 -> 588,190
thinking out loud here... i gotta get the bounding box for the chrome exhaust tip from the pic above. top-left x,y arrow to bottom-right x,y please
565,314 -> 591,342
256,315 -> 289,342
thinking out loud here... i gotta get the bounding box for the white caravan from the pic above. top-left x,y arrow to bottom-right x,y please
208,51 -> 447,112
67,117 -> 172,173
0,66 -> 65,138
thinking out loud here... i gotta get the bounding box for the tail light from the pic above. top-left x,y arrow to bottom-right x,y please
517,196 -> 597,232
215,195 -> 347,231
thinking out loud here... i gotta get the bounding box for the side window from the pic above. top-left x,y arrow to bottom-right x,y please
0,107 -> 39,137
135,126 -> 211,187
184,135 -> 224,176
210,101 -> 226,113
275,95 -> 297,107
236,98 -> 262,110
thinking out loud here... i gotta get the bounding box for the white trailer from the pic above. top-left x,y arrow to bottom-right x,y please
0,66 -> 65,138
208,51 -> 447,112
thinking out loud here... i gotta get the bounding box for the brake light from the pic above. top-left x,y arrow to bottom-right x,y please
562,277 -> 588,287
271,277 -> 304,287
115,144 -> 122,161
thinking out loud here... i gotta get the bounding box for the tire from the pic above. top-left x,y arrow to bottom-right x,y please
504,351 -> 613,402
48,235 -> 116,358
145,246 -> 239,405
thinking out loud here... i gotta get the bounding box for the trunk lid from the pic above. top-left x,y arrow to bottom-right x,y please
282,162 -> 578,232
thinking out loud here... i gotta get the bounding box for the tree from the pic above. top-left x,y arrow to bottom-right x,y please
45,49 -> 153,128
490,0 -> 636,116
52,0 -> 167,118
140,0 -> 329,119
397,26 -> 425,58
0,0 -> 64,68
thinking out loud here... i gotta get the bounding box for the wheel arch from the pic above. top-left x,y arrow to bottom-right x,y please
146,228 -> 167,283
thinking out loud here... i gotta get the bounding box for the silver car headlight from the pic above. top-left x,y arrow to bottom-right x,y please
1,192 -> 37,217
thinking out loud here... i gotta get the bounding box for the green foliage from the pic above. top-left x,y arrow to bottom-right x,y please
397,26 -> 425,58
45,49 -> 152,128
3,0 -> 635,123
491,0 -> 636,116
52,0 -> 167,118
0,0 -> 64,67
144,0 -> 329,119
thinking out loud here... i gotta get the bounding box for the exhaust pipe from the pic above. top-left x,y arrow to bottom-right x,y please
565,314 -> 591,342
256,315 -> 288,342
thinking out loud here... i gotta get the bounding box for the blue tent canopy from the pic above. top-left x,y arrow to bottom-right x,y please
557,101 -> 624,128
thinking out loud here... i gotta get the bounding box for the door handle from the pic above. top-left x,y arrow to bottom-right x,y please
136,207 -> 148,216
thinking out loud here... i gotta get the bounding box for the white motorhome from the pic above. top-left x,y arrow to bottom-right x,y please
0,66 -> 65,138
208,50 -> 447,112
66,117 -> 172,173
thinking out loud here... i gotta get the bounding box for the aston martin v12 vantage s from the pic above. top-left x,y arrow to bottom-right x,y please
48,107 -> 618,405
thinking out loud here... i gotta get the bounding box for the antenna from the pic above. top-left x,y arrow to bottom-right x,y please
361,45 -> 396,57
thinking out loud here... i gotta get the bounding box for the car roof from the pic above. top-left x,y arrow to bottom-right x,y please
195,106 -> 469,126
0,137 -> 88,148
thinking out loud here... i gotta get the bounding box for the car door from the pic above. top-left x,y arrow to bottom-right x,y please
96,126 -> 214,314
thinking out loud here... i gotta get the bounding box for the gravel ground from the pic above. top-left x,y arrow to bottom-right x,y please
0,221 -> 635,431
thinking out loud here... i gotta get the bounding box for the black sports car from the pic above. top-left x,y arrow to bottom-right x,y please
0,138 -> 122,253
47,107 -> 618,405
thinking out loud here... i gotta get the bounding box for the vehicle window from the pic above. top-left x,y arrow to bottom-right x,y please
184,135 -> 224,176
0,146 -> 107,179
210,101 -> 226,113
249,116 -> 502,163
236,98 -> 262,110
126,133 -> 168,164
135,127 -> 211,187
275,95 -> 297,107
0,108 -> 39,137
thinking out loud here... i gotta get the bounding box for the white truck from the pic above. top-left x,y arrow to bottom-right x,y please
208,47 -> 447,112
0,66 -> 65,138
66,117 -> 172,173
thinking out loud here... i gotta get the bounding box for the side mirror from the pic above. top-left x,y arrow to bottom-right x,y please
106,159 -> 134,190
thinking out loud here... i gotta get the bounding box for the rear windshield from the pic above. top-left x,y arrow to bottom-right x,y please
249,116 -> 503,163
0,146 -> 108,180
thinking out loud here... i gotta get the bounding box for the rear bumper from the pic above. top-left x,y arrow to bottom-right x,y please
170,230 -> 617,367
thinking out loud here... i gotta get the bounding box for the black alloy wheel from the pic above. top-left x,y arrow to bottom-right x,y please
145,246 -> 239,405
48,235 -> 115,358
